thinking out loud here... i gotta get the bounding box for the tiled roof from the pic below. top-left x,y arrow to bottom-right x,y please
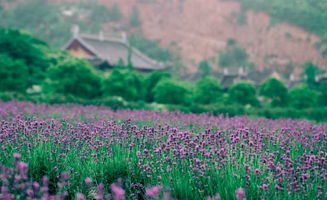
64,33 -> 166,70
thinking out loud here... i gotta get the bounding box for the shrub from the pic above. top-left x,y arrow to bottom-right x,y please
317,83 -> 327,106
0,54 -> 29,92
97,96 -> 128,110
44,58 -> 102,99
194,77 -> 223,104
153,78 -> 192,105
288,85 -> 317,109
259,78 -> 288,107
144,71 -> 171,102
229,82 -> 259,106
102,69 -> 145,101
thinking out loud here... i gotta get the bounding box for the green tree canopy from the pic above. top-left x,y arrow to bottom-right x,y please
303,62 -> 318,88
219,46 -> 249,68
0,54 -> 28,92
102,69 -> 145,101
229,81 -> 259,106
129,6 -> 141,27
198,60 -> 211,78
0,28 -> 53,86
45,58 -> 102,99
153,78 -> 191,105
317,83 -> 327,106
259,78 -> 288,106
144,71 -> 171,102
108,3 -> 122,21
288,85 -> 317,109
194,77 -> 223,104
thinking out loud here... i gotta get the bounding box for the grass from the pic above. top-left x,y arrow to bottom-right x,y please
0,103 -> 326,200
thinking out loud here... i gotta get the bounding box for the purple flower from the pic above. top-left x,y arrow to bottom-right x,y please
13,153 -> 21,161
76,193 -> 86,200
236,188 -> 246,200
84,177 -> 92,187
61,172 -> 70,181
110,183 -> 125,200
145,185 -> 163,198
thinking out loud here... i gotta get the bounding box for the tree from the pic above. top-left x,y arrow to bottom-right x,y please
0,0 -> 71,47
129,6 -> 141,27
144,71 -> 171,102
198,60 -> 211,78
288,85 -> 317,109
153,78 -> 191,105
0,54 -> 28,92
317,83 -> 327,106
219,47 -> 249,68
128,33 -> 172,62
303,62 -> 318,88
0,28 -> 52,86
45,58 -> 102,99
259,78 -> 288,106
102,69 -> 145,101
108,3 -> 122,21
194,77 -> 223,104
229,82 -> 258,106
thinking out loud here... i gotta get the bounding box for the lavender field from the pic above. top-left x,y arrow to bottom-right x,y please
0,101 -> 326,200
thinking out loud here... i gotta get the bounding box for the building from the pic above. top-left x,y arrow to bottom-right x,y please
63,27 -> 167,72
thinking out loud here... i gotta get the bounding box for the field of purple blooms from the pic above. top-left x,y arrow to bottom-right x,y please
0,101 -> 326,200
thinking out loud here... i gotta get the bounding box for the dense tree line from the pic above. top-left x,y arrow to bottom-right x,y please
1,28 -> 327,121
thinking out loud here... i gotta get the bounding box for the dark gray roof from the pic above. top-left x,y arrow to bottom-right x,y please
220,75 -> 239,88
246,69 -> 274,85
64,33 -> 166,70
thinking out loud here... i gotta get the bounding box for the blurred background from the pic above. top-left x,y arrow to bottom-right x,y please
0,0 -> 327,121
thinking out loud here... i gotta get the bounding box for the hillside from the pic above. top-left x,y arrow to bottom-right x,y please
53,0 -> 327,72
4,0 -> 325,72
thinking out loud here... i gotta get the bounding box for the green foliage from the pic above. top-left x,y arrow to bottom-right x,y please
0,54 -> 28,92
317,83 -> 327,106
45,58 -> 102,99
0,0 -> 116,47
0,0 -> 71,48
288,85 -> 317,109
77,2 -> 121,22
0,28 -> 53,86
303,62 -> 318,88
259,78 -> 288,107
219,42 -> 249,68
129,6 -> 141,27
236,0 -> 327,37
108,3 -> 122,21
229,82 -> 259,106
144,71 -> 171,102
197,60 -> 211,78
153,78 -> 191,105
128,33 -> 172,62
194,77 -> 223,104
102,69 -> 145,101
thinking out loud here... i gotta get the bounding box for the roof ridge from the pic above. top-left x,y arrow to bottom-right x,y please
80,33 -> 165,67
75,36 -> 104,59
80,33 -> 127,44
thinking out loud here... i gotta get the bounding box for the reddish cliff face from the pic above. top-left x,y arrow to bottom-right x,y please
55,0 -> 326,71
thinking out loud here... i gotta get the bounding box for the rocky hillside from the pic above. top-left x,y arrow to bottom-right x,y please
56,0 -> 327,72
